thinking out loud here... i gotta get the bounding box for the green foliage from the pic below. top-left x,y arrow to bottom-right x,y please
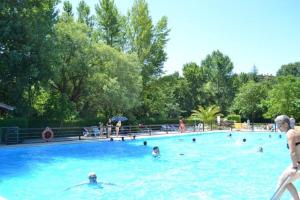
2,0 -> 300,127
231,81 -> 268,120
63,1 -> 73,17
142,73 -> 183,119
263,76 -> 300,119
77,0 -> 93,26
189,105 -> 221,125
0,118 -> 28,128
86,44 -> 142,117
128,0 -> 170,84
182,62 -> 206,112
226,114 -> 241,123
277,62 -> 300,77
201,50 -> 235,114
0,0 -> 58,117
95,0 -> 123,47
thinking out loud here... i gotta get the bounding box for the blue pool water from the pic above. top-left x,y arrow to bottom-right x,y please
0,132 -> 297,200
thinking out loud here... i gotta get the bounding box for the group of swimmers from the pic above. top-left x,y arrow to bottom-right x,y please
228,132 -> 283,153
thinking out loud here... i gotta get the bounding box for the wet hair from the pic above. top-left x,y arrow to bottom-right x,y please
192,138 -> 196,142
153,146 -> 159,150
275,115 -> 291,129
143,141 -> 147,146
110,138 -> 114,141
242,138 -> 246,142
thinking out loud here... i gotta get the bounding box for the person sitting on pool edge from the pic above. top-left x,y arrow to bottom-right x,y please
152,146 -> 160,157
64,172 -> 115,191
274,115 -> 300,199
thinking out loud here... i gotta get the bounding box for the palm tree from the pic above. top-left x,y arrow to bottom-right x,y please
189,105 -> 221,130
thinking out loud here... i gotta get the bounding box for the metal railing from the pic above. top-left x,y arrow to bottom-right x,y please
0,122 -> 279,145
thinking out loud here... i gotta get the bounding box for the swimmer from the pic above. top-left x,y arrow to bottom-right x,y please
192,138 -> 196,142
152,146 -> 160,157
279,134 -> 282,138
110,138 -> 114,141
269,134 -> 272,138
258,146 -> 263,153
143,141 -> 147,146
64,172 -> 115,191
121,137 -> 125,141
228,133 -> 232,137
242,138 -> 246,142
132,135 -> 136,140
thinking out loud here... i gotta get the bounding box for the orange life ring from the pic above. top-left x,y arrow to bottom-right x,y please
42,127 -> 54,142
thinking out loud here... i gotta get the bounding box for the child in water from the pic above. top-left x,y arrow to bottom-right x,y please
152,146 -> 160,157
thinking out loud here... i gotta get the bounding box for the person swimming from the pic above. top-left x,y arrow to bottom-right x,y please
258,146 -> 263,152
192,138 -> 196,142
143,141 -> 147,146
64,172 -> 115,191
152,146 -> 160,157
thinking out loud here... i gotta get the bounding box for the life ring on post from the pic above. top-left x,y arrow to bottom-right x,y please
42,127 -> 54,142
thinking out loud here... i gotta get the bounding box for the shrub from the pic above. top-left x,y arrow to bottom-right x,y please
226,114 -> 241,123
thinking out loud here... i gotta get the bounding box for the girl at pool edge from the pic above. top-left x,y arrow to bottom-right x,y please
275,115 -> 300,200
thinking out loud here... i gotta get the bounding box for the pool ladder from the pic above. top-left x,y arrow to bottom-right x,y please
270,173 -> 300,200
270,176 -> 291,200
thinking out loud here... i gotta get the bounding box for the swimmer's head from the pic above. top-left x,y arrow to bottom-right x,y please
152,146 -> 160,155
88,172 -> 97,183
143,141 -> 147,146
192,138 -> 196,142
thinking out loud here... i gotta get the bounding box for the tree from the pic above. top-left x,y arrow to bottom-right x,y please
201,50 -> 235,114
141,73 -> 182,120
0,0 -> 58,116
63,1 -> 73,17
77,0 -> 93,27
48,19 -> 94,119
128,0 -> 170,84
263,76 -> 300,120
231,81 -> 268,123
277,62 -> 300,77
189,105 -> 221,130
248,65 -> 259,82
182,62 -> 206,112
86,44 -> 142,118
95,0 -> 123,47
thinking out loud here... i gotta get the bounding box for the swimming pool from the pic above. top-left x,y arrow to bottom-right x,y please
0,132 -> 296,200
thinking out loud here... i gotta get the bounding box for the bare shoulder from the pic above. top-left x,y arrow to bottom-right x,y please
287,129 -> 296,139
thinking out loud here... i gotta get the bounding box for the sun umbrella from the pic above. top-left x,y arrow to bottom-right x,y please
111,116 -> 128,122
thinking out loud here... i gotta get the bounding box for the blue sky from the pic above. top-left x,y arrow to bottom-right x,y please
60,0 -> 300,75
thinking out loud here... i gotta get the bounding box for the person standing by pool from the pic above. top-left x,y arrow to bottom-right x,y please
115,120 -> 121,137
179,117 -> 185,133
273,115 -> 300,199
106,118 -> 112,138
